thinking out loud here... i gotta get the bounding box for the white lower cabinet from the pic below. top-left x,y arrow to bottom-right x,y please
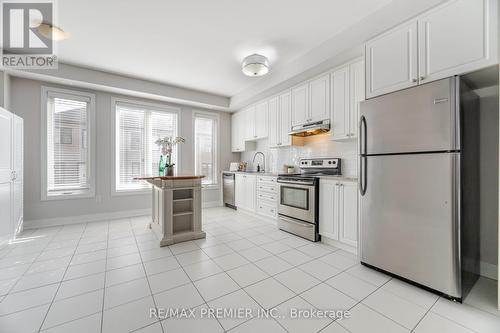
319,179 -> 358,249
235,174 -> 256,212
235,174 -> 277,218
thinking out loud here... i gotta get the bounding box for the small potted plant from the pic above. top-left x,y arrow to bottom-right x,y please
155,136 -> 185,176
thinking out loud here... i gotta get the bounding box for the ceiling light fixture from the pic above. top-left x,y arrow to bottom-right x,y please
37,22 -> 69,41
242,54 -> 269,77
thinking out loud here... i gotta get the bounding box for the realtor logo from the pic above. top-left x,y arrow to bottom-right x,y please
1,1 -> 58,68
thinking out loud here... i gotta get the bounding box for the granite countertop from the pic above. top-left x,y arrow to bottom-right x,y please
134,175 -> 205,180
223,170 -> 280,177
317,175 -> 358,182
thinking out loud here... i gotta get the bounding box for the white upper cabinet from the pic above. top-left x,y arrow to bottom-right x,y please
365,20 -> 419,99
292,75 -> 330,126
366,0 -> 497,98
268,96 -> 279,148
309,74 -> 330,122
291,83 -> 309,126
231,112 -> 244,152
254,101 -> 269,139
243,106 -> 256,141
279,91 -> 292,147
330,59 -> 364,141
331,66 -> 350,140
418,0 -> 497,83
349,59 -> 365,138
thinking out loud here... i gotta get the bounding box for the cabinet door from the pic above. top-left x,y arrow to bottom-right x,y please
291,83 -> 309,126
245,175 -> 256,211
418,0 -> 496,83
0,108 -> 13,238
279,91 -> 292,147
331,66 -> 350,140
254,101 -> 268,139
231,112 -> 244,152
339,182 -> 358,247
319,180 -> 338,239
349,60 -> 365,139
365,20 -> 418,98
12,116 -> 23,233
243,106 -> 256,141
268,96 -> 279,148
309,74 -> 330,122
235,174 -> 245,208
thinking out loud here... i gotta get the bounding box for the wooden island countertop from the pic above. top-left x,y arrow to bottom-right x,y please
134,175 -> 205,180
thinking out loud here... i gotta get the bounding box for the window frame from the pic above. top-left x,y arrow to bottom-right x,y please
41,86 -> 96,201
192,110 -> 220,189
111,97 -> 181,196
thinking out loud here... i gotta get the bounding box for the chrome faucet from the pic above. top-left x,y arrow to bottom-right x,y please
252,152 -> 266,172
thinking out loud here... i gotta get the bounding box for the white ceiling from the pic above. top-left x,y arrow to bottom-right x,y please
56,0 -> 393,97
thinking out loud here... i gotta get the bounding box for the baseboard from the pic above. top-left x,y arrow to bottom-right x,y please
321,236 -> 358,256
23,209 -> 151,229
480,261 -> 498,280
202,201 -> 222,208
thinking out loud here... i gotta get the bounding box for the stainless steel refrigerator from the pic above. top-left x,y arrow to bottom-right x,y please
359,77 -> 479,301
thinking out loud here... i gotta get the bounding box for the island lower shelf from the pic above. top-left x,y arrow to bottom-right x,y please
145,177 -> 206,246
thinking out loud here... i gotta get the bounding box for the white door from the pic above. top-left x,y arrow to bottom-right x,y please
279,91 -> 292,147
245,175 -> 256,211
268,96 -> 279,148
0,108 -> 13,238
365,20 -> 418,98
254,101 -> 268,139
349,60 -> 365,138
309,74 -> 330,122
418,0 -> 496,84
339,182 -> 358,247
12,116 -> 23,233
319,180 -> 338,239
291,83 -> 309,126
331,66 -> 350,140
243,106 -> 256,141
235,174 -> 245,208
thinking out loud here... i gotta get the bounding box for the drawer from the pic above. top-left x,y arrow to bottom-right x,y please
256,191 -> 277,202
257,200 -> 277,218
256,183 -> 277,194
257,176 -> 277,184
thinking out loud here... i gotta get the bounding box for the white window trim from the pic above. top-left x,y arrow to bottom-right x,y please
111,97 -> 181,196
192,110 -> 220,189
40,86 -> 96,201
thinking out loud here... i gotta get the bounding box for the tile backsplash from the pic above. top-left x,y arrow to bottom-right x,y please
240,133 -> 358,177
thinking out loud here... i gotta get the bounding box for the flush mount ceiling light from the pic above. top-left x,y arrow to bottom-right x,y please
37,22 -> 69,41
242,54 -> 269,77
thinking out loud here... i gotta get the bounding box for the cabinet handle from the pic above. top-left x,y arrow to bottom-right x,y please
412,78 -> 417,83
420,76 -> 425,81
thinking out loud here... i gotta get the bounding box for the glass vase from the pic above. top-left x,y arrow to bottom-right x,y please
158,155 -> 166,176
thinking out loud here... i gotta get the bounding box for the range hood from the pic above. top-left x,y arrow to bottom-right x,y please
288,119 -> 330,137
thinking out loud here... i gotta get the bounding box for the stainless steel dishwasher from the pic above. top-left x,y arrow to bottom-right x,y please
223,173 -> 236,209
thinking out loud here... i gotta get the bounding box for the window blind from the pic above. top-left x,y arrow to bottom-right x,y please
194,114 -> 217,185
115,102 -> 178,191
47,96 -> 90,195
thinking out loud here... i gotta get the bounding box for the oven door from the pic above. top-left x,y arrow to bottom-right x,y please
278,181 -> 315,223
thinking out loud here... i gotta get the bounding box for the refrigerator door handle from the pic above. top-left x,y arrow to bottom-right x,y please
359,155 -> 367,196
359,115 -> 367,156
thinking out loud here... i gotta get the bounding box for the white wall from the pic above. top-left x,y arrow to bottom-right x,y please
479,91 -> 499,271
240,134 -> 358,177
10,77 -> 236,226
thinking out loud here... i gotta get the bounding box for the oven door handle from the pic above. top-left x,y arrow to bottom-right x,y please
277,179 -> 315,186
279,215 -> 314,228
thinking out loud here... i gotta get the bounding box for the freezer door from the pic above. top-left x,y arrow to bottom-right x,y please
360,77 -> 459,155
360,153 -> 460,297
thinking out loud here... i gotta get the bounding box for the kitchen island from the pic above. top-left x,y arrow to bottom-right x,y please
135,175 -> 206,246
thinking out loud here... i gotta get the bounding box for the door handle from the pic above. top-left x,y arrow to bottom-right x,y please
359,115 -> 367,156
359,156 -> 367,196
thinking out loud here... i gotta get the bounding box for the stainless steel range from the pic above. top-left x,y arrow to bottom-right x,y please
277,158 -> 341,242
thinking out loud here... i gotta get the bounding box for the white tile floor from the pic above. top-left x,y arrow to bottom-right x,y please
0,207 -> 499,333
